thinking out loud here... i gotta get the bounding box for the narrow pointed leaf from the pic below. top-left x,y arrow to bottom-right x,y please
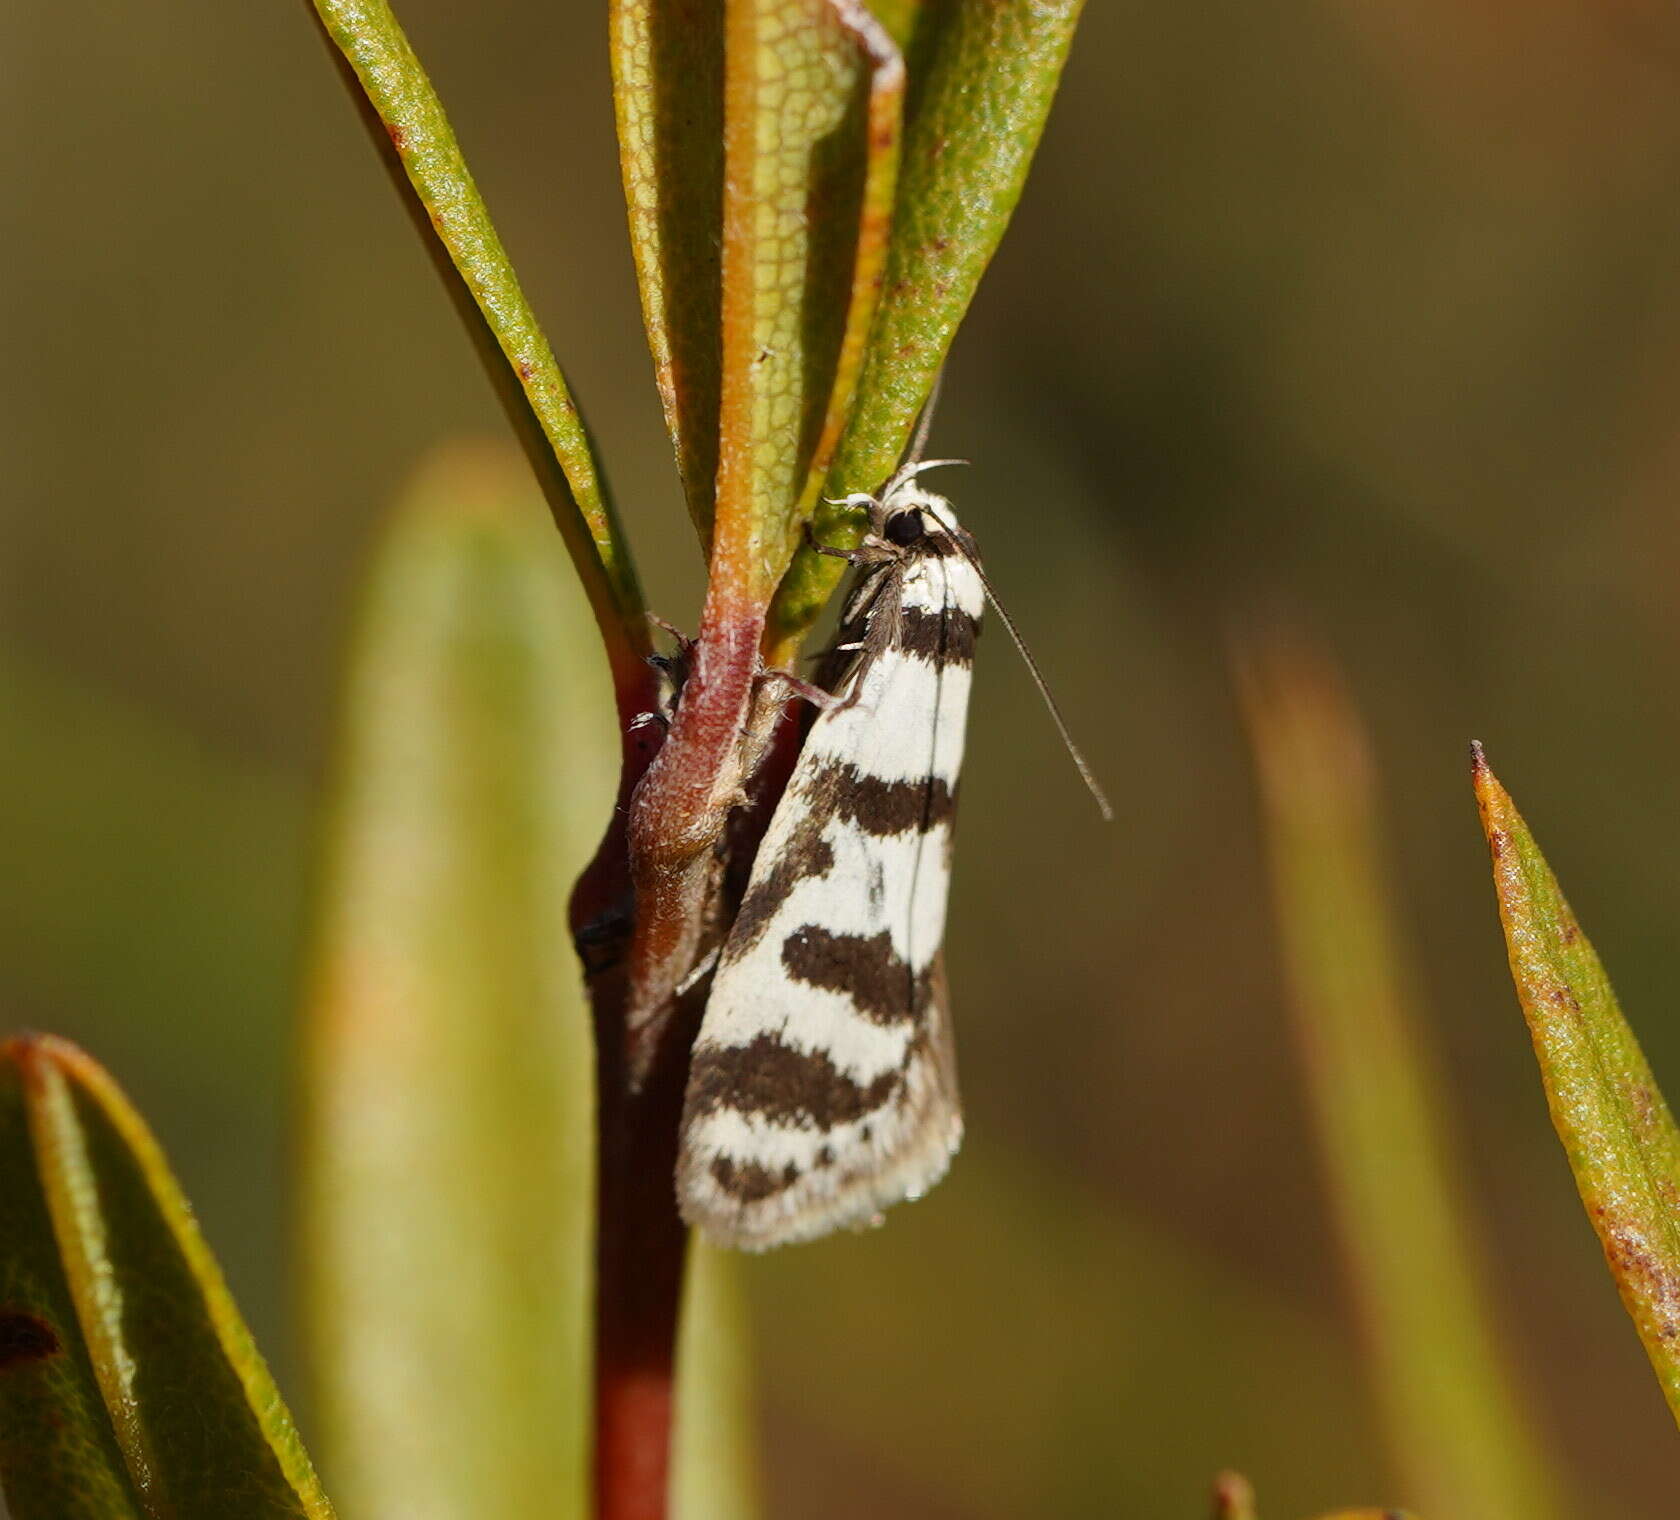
298,443 -> 616,1519
610,0 -> 725,538
4,1035 -> 332,1518
1240,641 -> 1566,1520
770,0 -> 1086,647
310,0 -> 649,678
711,0 -> 905,607
1474,746 -> 1680,1425
614,0 -> 902,555
0,1049 -> 144,1519
671,1245 -> 762,1520
612,0 -> 911,1039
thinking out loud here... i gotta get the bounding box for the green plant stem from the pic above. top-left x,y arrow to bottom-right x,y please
308,0 -> 653,698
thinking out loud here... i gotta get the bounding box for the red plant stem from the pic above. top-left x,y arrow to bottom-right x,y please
590,978 -> 701,1520
582,591 -> 768,1520
622,597 -> 765,1075
570,665 -> 687,1520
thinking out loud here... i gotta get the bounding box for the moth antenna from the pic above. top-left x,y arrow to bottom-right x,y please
945,533 -> 1114,822
881,458 -> 970,502
898,458 -> 969,482
905,369 -> 945,467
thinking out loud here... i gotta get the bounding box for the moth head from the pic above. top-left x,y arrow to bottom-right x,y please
877,470 -> 964,534
882,505 -> 928,547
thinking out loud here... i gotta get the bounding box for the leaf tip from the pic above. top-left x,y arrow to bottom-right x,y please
1,1030 -> 62,1091
1210,1471 -> 1258,1519
3,1032 -> 101,1091
1468,738 -> 1516,832
0,1030 -> 38,1066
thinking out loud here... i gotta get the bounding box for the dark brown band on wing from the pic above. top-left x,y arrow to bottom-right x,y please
897,604 -> 978,666
780,925 -> 930,1026
805,759 -> 956,837
726,824 -> 834,956
708,1155 -> 801,1203
687,1032 -> 902,1127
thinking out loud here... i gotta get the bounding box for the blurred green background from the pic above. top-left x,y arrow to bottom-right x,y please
10,0 -> 1680,1512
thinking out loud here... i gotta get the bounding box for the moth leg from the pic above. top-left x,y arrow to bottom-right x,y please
646,611 -> 694,648
676,943 -> 721,998
643,612 -> 697,722
760,668 -> 840,711
803,518 -> 862,562
803,517 -> 901,568
825,579 -> 902,713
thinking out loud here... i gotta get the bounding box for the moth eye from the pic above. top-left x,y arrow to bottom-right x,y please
883,509 -> 925,547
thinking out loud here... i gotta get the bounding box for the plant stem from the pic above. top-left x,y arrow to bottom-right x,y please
589,972 -> 700,1520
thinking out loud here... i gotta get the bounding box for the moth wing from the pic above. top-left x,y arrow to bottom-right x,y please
677,542 -> 980,1250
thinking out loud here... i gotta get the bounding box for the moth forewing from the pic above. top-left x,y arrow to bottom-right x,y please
677,484 -> 983,1250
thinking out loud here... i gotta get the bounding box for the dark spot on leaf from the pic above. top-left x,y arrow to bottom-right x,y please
0,1311 -> 61,1369
386,122 -> 407,152
1488,828 -> 1507,859
1628,1081 -> 1661,1139
1600,1220 -> 1680,1336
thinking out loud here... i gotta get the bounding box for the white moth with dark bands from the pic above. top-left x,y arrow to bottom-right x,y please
677,469 -> 982,1251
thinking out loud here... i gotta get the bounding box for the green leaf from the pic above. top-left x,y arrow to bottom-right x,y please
0,1035 -> 332,1518
610,0 -> 725,540
769,0 -> 1086,649
310,0 -> 649,675
710,0 -> 906,610
1474,744 -> 1680,1428
1239,641 -> 1567,1520
672,1245 -> 763,1520
0,1048 -> 143,1520
298,443 -> 617,1519
614,0 -> 903,568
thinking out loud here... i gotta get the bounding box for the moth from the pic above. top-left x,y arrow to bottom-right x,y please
676,455 -> 1108,1250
